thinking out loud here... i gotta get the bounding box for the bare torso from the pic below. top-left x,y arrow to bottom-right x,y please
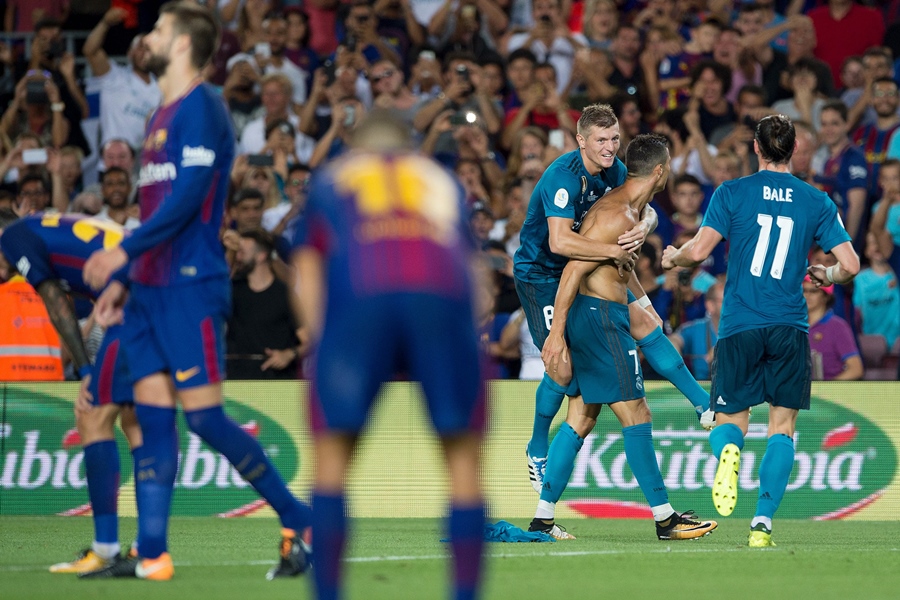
578,192 -> 641,304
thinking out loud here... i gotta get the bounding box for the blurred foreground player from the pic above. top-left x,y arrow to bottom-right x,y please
82,2 -> 311,580
0,210 -> 140,574
291,111 -> 486,600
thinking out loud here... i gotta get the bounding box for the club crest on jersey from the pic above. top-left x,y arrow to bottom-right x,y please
554,188 -> 569,208
145,128 -> 167,151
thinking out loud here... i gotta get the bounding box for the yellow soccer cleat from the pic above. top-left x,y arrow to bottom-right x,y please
49,549 -> 114,574
748,525 -> 776,548
712,443 -> 741,516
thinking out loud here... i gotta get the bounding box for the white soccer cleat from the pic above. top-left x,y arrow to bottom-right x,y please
699,409 -> 716,431
527,451 -> 547,494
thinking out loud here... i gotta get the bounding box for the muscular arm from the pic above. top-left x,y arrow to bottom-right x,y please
843,187 -> 867,242
548,216 -> 629,262
290,247 -> 325,346
36,279 -> 90,375
662,226 -> 723,269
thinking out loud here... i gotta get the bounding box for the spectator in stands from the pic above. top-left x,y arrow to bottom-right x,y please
99,138 -> 135,174
83,7 -> 160,150
812,99 -> 868,246
852,77 -> 900,202
0,134 -> 44,189
504,0 -> 581,96
502,48 -> 536,113
267,163 -> 310,239
223,53 -> 263,139
709,84 -> 765,172
505,126 -> 547,183
689,60 -> 735,141
789,120 -> 817,183
576,0 -> 618,50
374,0 -> 426,63
309,95 -> 366,168
669,174 -> 704,242
4,0 -> 68,33
805,275 -> 863,381
240,73 -> 313,163
369,57 -> 422,126
839,55 -> 865,99
771,58 -> 828,133
497,308 -> 543,380
661,104 -> 717,186
227,228 -> 302,380
845,47 -> 897,129
564,46 -> 617,107
712,26 -> 762,104
654,229 -> 717,332
18,18 -> 89,152
413,52 -> 502,156
639,24 -> 684,115
0,71 -> 70,149
56,145 -> 82,201
96,168 -> 139,230
610,93 -> 649,160
342,0 -> 401,66
607,24 -> 649,115
407,48 -> 443,102
501,62 -> 579,149
236,0 -> 272,51
282,7 -> 318,92
468,200 -> 495,248
853,231 -> 900,348
16,173 -> 51,215
256,11 -> 309,105
654,18 -> 722,113
868,159 -> 900,274
69,190 -> 102,215
669,281 -> 723,380
808,0 -> 885,87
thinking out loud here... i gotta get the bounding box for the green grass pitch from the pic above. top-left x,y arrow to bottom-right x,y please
1,517 -> 899,600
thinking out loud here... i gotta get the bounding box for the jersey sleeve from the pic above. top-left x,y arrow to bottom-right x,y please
0,222 -> 53,289
120,93 -> 232,260
539,168 -> 583,221
290,170 -> 333,256
700,183 -> 732,239
813,194 -> 852,253
839,150 -> 868,193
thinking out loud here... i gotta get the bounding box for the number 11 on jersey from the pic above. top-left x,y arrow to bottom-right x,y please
751,214 -> 794,280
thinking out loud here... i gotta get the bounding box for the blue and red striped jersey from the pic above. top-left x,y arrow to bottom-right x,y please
292,151 -> 475,305
0,212 -> 129,299
122,82 -> 235,286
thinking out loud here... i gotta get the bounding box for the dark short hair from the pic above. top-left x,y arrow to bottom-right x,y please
755,114 -> 795,164
821,99 -> 848,123
507,48 -> 537,66
34,17 -> 61,32
625,134 -> 669,177
737,84 -> 767,104
673,173 -> 702,190
100,167 -> 130,184
19,173 -> 49,194
240,228 -> 275,256
442,51 -> 478,73
231,187 -> 265,207
690,60 -> 732,96
161,1 -> 220,70
0,207 -> 19,231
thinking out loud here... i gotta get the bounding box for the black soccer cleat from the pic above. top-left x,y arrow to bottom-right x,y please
266,528 -> 312,580
656,510 -> 718,540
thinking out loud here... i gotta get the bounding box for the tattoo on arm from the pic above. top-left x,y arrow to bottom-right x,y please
37,280 -> 90,371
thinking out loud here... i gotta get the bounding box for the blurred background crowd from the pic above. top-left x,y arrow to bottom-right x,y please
1,0 -> 899,382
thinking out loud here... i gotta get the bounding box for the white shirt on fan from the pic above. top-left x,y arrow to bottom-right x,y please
92,61 -> 161,150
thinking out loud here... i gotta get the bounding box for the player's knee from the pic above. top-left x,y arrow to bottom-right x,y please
567,415 -> 596,438
629,305 -> 658,340
184,405 -> 225,438
76,405 -> 117,443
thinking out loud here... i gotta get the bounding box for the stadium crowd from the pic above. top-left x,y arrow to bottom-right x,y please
1,0 -> 900,382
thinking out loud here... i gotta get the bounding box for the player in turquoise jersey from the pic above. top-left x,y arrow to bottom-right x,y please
514,104 -> 714,509
662,114 -> 859,547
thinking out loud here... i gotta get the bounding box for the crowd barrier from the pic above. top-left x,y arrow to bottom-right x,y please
1,381 -> 897,520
